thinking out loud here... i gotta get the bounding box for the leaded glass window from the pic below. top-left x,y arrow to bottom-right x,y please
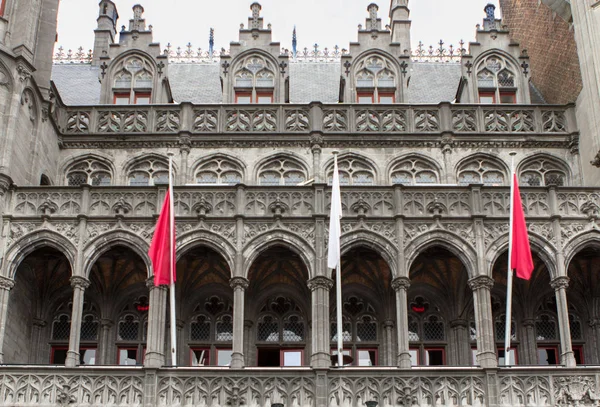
390,156 -> 439,185
495,315 -> 516,341
66,158 -> 112,186
190,315 -> 211,341
257,157 -> 307,186
118,314 -> 140,341
423,315 -> 445,341
327,156 -> 376,186
215,315 -> 233,341
80,314 -> 99,341
519,156 -> 568,187
52,314 -> 71,341
195,156 -> 243,184
127,157 -> 170,186
536,314 -> 557,341
257,297 -> 306,344
457,156 -> 506,186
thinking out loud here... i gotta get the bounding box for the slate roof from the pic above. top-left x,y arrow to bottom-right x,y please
168,64 -> 222,103
407,63 -> 462,104
289,63 -> 340,104
51,61 -> 465,105
51,64 -> 102,105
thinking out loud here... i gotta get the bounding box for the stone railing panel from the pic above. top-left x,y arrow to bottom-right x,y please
174,190 -> 238,217
13,190 -> 82,217
89,190 -> 157,217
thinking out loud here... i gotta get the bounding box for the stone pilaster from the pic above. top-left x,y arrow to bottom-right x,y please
99,318 -> 113,365
383,320 -> 394,366
65,276 -> 90,367
0,275 -> 15,363
590,318 -> 600,365
30,317 -> 47,364
308,276 -> 334,368
521,318 -> 537,365
468,275 -> 497,368
551,276 -> 576,367
449,318 -> 470,365
392,276 -> 411,368
145,277 -> 168,368
230,276 -> 249,369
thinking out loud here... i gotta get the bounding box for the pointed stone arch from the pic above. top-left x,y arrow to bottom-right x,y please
82,230 -> 151,278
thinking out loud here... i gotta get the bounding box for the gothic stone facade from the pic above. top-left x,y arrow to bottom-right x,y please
0,0 -> 599,406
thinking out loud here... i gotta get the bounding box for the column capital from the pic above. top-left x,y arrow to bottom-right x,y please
230,276 -> 249,290
0,276 -> 15,290
32,317 -> 47,328
392,276 -> 410,292
100,318 -> 114,328
244,319 -> 254,328
550,276 -> 570,291
522,318 -> 535,328
307,276 -> 334,291
450,318 -> 469,329
70,276 -> 90,290
384,320 -> 394,329
468,275 -> 494,291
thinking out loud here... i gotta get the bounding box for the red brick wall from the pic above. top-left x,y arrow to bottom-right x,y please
499,0 -> 582,104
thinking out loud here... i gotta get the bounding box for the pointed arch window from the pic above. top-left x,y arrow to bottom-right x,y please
127,157 -> 170,186
390,156 -> 439,185
257,156 -> 307,186
476,55 -> 517,104
407,296 -> 447,366
354,55 -> 397,103
194,156 -> 243,184
330,296 -> 379,366
327,156 -> 376,186
66,158 -> 112,186
112,56 -> 154,104
233,55 -> 275,103
457,156 -> 506,186
519,156 -> 568,186
50,302 -> 98,365
188,296 -> 233,366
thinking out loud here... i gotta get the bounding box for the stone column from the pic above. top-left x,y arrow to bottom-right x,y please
65,276 -> 90,367
243,319 -> 253,366
230,276 -> 249,369
99,318 -> 113,365
551,276 -> 576,367
145,278 -> 167,368
392,277 -> 411,368
310,135 -> 323,183
30,317 -> 47,364
468,275 -> 497,368
590,318 -> 600,364
179,137 -> 190,185
449,319 -> 470,366
0,275 -> 15,363
521,319 -> 537,365
308,276 -> 334,368
383,320 -> 394,366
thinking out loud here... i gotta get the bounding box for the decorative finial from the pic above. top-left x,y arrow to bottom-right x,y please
292,26 -> 297,59
250,2 -> 262,29
484,3 -> 496,20
209,28 -> 214,57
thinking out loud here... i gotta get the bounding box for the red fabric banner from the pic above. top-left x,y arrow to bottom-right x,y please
149,189 -> 176,286
510,174 -> 534,280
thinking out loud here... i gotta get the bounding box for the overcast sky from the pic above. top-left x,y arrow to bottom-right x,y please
55,0 -> 500,56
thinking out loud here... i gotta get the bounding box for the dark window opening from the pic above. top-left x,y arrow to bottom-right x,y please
257,348 -> 280,367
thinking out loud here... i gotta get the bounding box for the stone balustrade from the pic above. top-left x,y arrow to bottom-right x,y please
0,365 -> 598,406
56,103 -> 576,138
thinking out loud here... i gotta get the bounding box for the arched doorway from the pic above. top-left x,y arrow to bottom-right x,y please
408,247 -> 472,366
247,245 -> 310,367
4,247 -> 71,364
330,246 -> 394,366
176,245 -> 232,366
86,245 -> 148,365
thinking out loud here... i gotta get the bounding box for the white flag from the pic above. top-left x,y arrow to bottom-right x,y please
327,155 -> 342,269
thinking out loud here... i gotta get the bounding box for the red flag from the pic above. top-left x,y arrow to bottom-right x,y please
510,174 -> 534,280
149,189 -> 176,286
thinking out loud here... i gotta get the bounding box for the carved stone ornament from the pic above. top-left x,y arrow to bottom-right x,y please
17,64 -> 32,82
468,275 -> 494,291
0,276 -> 16,290
391,276 -> 410,291
70,275 -> 91,289
307,276 -> 334,291
229,276 -> 249,290
554,375 -> 599,405
550,275 -> 569,291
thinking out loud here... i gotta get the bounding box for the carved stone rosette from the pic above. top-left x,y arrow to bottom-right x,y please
0,276 -> 15,290
391,276 -> 410,291
307,275 -> 334,291
70,275 -> 90,290
550,275 -> 570,291
468,275 -> 494,291
230,276 -> 249,291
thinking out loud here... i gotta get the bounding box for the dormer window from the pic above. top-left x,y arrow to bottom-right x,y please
476,55 -> 517,104
111,56 -> 154,105
354,55 -> 398,104
233,55 -> 276,104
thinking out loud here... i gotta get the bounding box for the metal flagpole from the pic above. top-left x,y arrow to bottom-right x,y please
167,152 -> 177,366
333,151 -> 343,368
504,151 -> 517,365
